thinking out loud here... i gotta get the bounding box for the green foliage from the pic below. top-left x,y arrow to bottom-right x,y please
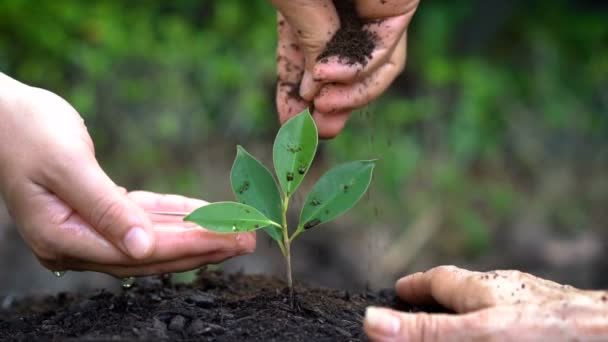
272,108 -> 318,197
231,146 -> 283,243
299,161 -> 376,231
185,202 -> 279,233
186,110 -> 374,294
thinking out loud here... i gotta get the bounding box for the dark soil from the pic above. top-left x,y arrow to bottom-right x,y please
317,0 -> 377,66
0,271 -> 447,341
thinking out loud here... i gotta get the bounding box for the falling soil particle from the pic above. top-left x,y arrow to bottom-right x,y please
0,271 -> 447,341
317,0 -> 377,66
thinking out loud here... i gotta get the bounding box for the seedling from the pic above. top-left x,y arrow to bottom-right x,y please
185,109 -> 375,302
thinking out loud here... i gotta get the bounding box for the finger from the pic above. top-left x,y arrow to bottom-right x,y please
363,306 -> 503,342
128,190 -> 207,212
57,212 -> 255,265
398,266 -> 591,313
271,0 -> 339,98
272,0 -> 338,69
55,219 -> 254,266
365,305 -> 579,342
396,265 -> 478,312
314,16 -> 410,84
355,0 -> 420,20
151,224 -> 256,262
313,35 -> 406,114
42,150 -> 154,259
276,12 -> 310,125
127,190 -> 207,224
311,109 -> 350,139
41,250 -> 241,278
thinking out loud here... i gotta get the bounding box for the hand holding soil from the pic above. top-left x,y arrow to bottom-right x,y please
364,265 -> 608,341
273,0 -> 419,138
0,73 -> 255,278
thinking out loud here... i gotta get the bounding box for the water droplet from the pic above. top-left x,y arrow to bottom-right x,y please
232,225 -> 237,231
342,184 -> 350,193
286,172 -> 294,182
52,271 -> 66,278
121,277 -> 136,288
297,165 -> 306,175
311,199 -> 321,206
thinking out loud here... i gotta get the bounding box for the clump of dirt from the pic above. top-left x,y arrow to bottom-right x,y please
317,0 -> 377,66
0,271 -> 447,341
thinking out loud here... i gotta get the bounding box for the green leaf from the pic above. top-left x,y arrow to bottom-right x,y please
231,145 -> 283,243
299,160 -> 376,230
185,202 -> 279,233
273,108 -> 318,197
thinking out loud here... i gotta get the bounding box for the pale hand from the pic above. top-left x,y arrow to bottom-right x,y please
365,265 -> 608,341
0,74 -> 255,277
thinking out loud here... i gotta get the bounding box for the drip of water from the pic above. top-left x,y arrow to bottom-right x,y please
52,271 -> 66,278
121,277 -> 136,288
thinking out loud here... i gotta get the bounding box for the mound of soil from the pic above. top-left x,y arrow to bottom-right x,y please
0,271 -> 446,341
317,0 -> 377,66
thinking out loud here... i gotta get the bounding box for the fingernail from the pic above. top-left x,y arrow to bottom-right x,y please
365,307 -> 400,337
123,227 -> 152,259
236,233 -> 255,254
299,70 -> 318,101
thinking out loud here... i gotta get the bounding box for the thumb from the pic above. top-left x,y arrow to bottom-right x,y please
271,0 -> 339,100
364,306 -> 512,342
45,154 -> 154,259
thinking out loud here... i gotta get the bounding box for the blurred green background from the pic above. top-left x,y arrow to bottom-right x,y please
0,0 -> 607,293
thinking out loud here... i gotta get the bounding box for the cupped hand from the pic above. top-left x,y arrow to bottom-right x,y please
364,265 -> 608,341
0,75 -> 255,277
272,0 -> 419,138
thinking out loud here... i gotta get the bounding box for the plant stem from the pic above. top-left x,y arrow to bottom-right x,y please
289,225 -> 304,243
281,197 -> 294,306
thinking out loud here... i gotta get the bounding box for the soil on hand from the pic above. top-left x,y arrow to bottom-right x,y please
0,271 -> 446,341
317,0 -> 377,66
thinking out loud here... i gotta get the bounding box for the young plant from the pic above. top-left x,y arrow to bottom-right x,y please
185,109 -> 375,301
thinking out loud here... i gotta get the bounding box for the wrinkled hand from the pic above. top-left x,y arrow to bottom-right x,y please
0,74 -> 255,277
271,0 -> 419,138
364,266 -> 608,341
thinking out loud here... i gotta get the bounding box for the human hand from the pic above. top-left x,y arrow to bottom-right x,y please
0,74 -> 255,277
364,266 -> 608,341
271,0 -> 419,138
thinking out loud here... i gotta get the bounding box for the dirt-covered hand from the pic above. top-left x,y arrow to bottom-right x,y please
0,74 -> 255,277
364,265 -> 608,341
271,0 -> 419,138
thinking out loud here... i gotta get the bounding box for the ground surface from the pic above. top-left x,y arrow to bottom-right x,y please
0,271 -> 445,341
